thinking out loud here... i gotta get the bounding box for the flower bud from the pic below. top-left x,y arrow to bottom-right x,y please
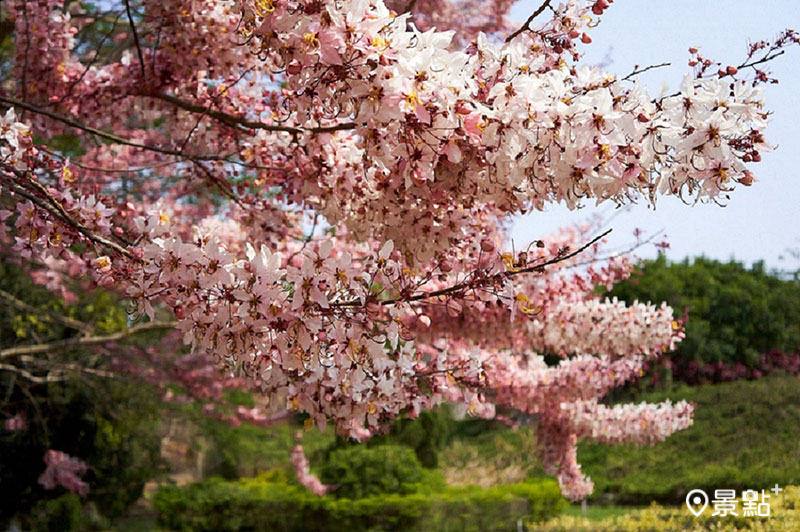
286,60 -> 303,76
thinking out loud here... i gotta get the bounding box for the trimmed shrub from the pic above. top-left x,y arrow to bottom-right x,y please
319,444 -> 425,499
153,475 -> 567,532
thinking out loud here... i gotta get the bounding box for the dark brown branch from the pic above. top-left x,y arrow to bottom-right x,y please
123,0 -> 146,78
738,50 -> 786,72
506,0 -> 552,43
0,96 -> 234,162
155,94 -> 357,135
0,321 -> 177,359
334,229 -> 612,308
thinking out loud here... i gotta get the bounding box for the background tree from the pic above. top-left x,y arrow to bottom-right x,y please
608,256 -> 800,384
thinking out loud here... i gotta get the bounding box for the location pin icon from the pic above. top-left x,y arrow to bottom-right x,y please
686,489 -> 709,517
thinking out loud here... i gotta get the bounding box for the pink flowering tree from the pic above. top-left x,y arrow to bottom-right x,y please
0,0 -> 796,500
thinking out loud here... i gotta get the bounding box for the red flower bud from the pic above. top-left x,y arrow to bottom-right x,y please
739,171 -> 755,186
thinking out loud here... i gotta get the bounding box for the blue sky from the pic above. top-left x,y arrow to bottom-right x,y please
508,0 -> 800,271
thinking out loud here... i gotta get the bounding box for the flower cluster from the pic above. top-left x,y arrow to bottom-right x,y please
291,435 -> 331,495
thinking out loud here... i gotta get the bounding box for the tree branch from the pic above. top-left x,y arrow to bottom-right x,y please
0,363 -> 65,384
19,355 -> 118,380
334,229 -> 612,308
3,180 -> 135,259
0,96 -> 234,162
155,94 -> 357,135
0,321 -> 177,359
123,0 -> 146,78
506,0 -> 552,43
621,62 -> 671,82
0,288 -> 94,334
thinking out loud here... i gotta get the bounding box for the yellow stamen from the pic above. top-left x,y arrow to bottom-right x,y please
405,89 -> 422,110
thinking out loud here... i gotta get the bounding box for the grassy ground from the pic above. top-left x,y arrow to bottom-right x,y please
438,375 -> 800,504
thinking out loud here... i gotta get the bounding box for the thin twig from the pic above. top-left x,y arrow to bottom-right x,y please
621,62 -> 671,82
506,0 -> 552,43
333,229 -> 612,308
156,93 -> 357,135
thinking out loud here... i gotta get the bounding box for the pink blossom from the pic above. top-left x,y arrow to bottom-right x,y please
4,412 -> 26,431
38,450 -> 89,496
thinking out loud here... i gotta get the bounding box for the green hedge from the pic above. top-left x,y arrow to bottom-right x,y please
154,475 -> 566,532
319,445 -> 426,499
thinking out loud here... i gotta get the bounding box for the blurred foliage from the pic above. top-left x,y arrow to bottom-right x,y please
0,373 -> 163,526
608,256 -> 800,367
577,375 -> 800,504
0,261 -> 163,526
439,425 -> 543,486
25,493 -> 110,532
367,407 -> 456,467
172,405 -> 335,479
0,261 -> 127,343
534,485 -> 800,531
319,445 -> 430,499
154,473 -> 566,532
